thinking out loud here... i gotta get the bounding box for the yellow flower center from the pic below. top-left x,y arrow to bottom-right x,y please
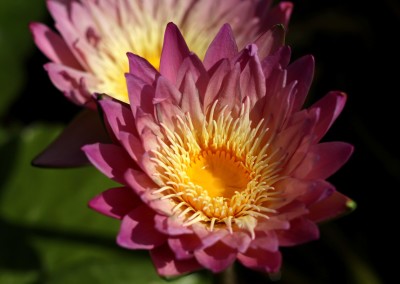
152,101 -> 285,237
187,150 -> 250,199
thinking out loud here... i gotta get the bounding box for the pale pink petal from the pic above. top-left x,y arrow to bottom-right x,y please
277,217 -> 319,247
154,215 -> 192,236
150,244 -> 203,277
32,109 -> 110,168
249,231 -> 279,252
82,143 -> 134,184
293,142 -> 354,180
308,191 -> 356,223
159,23 -> 190,84
203,59 -> 230,109
117,204 -> 166,249
220,231 -> 252,253
89,186 -> 141,219
203,24 -> 238,70
310,91 -> 347,142
194,242 -> 237,273
238,249 -> 281,273
29,22 -> 81,69
44,62 -> 98,106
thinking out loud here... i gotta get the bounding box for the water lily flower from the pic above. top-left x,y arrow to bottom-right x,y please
83,23 -> 354,277
30,0 -> 292,167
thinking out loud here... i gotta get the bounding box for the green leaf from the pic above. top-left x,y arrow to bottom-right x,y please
0,124 -> 212,284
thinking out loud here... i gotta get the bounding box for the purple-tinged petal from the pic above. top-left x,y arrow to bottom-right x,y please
287,55 -> 315,112
203,24 -> 238,70
277,217 -> 320,247
203,59 -> 230,110
29,22 -> 81,69
82,143 -> 135,184
254,24 -> 286,60
127,52 -> 159,84
89,186 -> 141,219
117,204 -> 166,249
238,249 -> 281,273
194,241 -> 237,273
150,244 -> 202,277
310,91 -> 347,143
293,142 -> 354,180
249,231 -> 279,252
125,73 -> 155,116
32,109 -> 110,168
98,98 -> 136,136
308,191 -> 356,223
159,23 -> 190,84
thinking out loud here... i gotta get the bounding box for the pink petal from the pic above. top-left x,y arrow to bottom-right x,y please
150,244 -> 203,277
98,98 -> 136,135
117,204 -> 166,250
254,24 -> 286,60
248,231 -> 279,252
238,248 -> 282,273
308,191 -> 356,223
127,52 -> 159,85
277,217 -> 319,247
203,59 -> 230,110
203,24 -> 238,70
287,55 -> 315,112
32,109 -> 111,168
44,62 -> 97,106
310,91 -> 347,143
168,234 -> 203,260
194,241 -> 237,273
82,143 -> 135,184
89,186 -> 141,219
159,23 -> 190,84
125,73 -> 155,115
221,231 -> 252,253
29,22 -> 81,69
293,142 -> 354,180
154,215 -> 192,236
176,54 -> 208,95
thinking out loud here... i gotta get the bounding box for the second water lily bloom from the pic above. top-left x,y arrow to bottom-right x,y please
30,0 -> 292,167
83,23 -> 354,276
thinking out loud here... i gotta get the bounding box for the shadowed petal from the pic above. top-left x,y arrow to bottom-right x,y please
117,204 -> 166,249
150,244 -> 203,276
194,242 -> 237,273
277,217 -> 320,246
238,249 -> 281,273
32,109 -> 110,168
89,186 -> 141,219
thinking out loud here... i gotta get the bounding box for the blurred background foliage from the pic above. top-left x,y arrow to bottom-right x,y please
0,0 -> 398,283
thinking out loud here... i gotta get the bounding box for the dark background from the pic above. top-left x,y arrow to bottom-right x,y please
1,0 -> 399,283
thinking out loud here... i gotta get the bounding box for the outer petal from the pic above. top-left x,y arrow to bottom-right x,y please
238,249 -> 282,274
150,244 -> 203,277
117,204 -> 166,250
32,109 -> 110,168
82,143 -> 135,184
277,217 -> 320,247
310,91 -> 347,143
254,24 -> 286,60
308,191 -> 356,223
29,22 -> 81,68
194,241 -> 237,273
293,142 -> 354,180
89,186 -> 141,219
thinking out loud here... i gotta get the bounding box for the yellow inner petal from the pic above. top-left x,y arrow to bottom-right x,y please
187,150 -> 250,199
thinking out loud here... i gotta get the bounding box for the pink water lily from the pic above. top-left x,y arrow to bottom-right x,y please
30,0 -> 292,167
83,23 -> 354,276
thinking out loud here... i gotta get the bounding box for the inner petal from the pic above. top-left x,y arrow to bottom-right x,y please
187,150 -> 250,199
